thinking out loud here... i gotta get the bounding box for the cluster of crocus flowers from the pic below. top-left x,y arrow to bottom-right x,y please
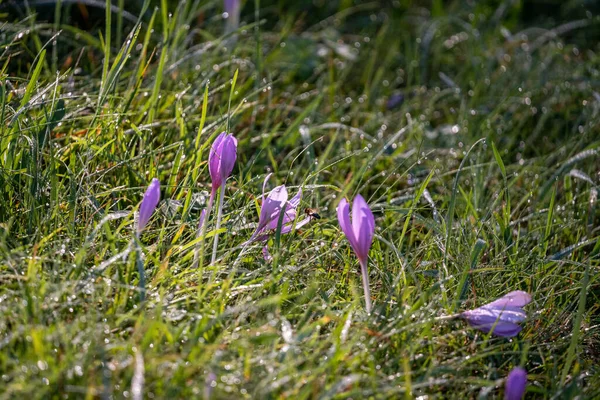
461,291 -> 532,337
337,194 -> 375,313
127,122 -> 535,398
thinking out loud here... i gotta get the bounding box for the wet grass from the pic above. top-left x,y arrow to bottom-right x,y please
0,0 -> 599,398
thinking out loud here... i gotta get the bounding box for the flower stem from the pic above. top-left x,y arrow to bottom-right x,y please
134,235 -> 145,302
211,184 -> 226,265
359,258 -> 372,313
193,190 -> 215,270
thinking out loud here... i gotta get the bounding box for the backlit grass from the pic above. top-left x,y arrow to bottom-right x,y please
0,0 -> 599,398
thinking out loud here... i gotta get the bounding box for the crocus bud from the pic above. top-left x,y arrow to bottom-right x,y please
208,132 -> 237,193
138,178 -> 160,234
505,367 -> 527,400
336,194 -> 375,263
461,291 -> 531,337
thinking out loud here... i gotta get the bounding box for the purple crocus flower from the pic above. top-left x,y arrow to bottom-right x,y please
337,194 -> 375,263
137,178 -> 160,234
193,132 -> 237,267
461,291 -> 532,337
505,367 -> 527,400
208,132 -> 237,194
250,174 -> 310,242
337,194 -> 375,312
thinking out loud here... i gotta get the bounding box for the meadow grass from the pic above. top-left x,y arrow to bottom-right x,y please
0,0 -> 599,398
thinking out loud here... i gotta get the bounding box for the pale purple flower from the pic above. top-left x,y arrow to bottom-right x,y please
337,194 -> 375,312
250,174 -> 310,242
505,367 -> 527,400
461,291 -> 532,337
137,178 -> 160,234
208,132 -> 237,193
336,194 -> 375,264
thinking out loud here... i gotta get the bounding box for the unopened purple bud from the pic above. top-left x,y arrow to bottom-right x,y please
138,178 -> 160,233
208,132 -> 238,192
505,367 -> 527,400
336,194 -> 375,263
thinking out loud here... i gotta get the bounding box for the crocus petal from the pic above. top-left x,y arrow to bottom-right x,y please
466,305 -> 527,324
266,188 -> 301,230
462,291 -> 531,337
267,208 -> 296,230
256,185 -> 288,234
487,291 -> 532,308
462,309 -> 523,337
249,178 -> 312,243
294,217 -> 312,230
337,198 -> 356,250
262,173 -> 273,202
473,321 -> 522,337
208,133 -> 227,190
483,306 -> 527,324
288,189 -> 302,209
282,207 -> 297,224
219,134 -> 237,181
351,194 -> 375,262
279,216 -> 312,235
209,132 -> 237,192
138,178 -> 160,233
505,367 -> 527,400
262,245 -> 273,262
